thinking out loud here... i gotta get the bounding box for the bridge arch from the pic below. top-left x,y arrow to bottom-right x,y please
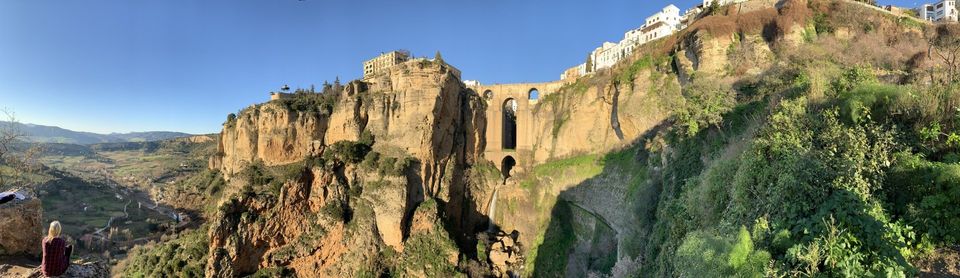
528,88 -> 539,100
502,98 -> 517,150
501,155 -> 516,178
484,90 -> 493,100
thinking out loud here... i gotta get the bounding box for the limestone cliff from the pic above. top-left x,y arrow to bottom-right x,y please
204,59 -> 488,277
211,101 -> 328,178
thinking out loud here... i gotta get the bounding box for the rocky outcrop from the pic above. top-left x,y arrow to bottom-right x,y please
205,165 -> 334,276
204,59 -> 488,277
4,261 -> 110,278
0,197 -> 42,257
213,102 -> 328,178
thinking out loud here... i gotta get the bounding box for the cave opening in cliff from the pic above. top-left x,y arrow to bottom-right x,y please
501,155 -> 516,178
502,98 -> 517,150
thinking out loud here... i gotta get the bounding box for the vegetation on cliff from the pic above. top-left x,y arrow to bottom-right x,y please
109,0 -> 960,277
519,0 -> 960,277
113,226 -> 209,277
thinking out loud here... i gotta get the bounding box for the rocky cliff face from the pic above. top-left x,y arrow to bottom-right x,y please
204,60 -> 488,277
212,102 -> 328,178
200,1 -> 829,276
117,0 -> 940,276
0,198 -> 42,257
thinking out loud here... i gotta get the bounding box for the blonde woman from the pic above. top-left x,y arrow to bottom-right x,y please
40,221 -> 72,277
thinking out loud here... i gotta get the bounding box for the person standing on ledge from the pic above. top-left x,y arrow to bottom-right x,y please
41,221 -> 72,277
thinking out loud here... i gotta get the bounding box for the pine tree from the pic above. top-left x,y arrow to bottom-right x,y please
585,54 -> 594,73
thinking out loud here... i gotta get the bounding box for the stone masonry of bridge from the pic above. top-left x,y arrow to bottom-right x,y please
467,81 -> 568,176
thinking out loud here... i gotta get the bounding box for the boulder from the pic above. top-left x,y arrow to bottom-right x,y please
24,261 -> 109,278
0,197 -> 42,257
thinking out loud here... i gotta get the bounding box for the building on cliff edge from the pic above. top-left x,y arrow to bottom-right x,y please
917,0 -> 959,22
562,4 -> 684,80
363,50 -> 411,79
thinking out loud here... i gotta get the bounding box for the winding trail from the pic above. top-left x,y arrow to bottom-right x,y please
94,216 -> 116,235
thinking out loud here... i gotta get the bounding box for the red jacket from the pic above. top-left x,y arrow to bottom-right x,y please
41,237 -> 69,277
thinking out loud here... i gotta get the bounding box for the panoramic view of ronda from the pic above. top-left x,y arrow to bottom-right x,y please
2,0 -> 960,277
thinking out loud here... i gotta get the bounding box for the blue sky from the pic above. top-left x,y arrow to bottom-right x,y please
0,0 -> 919,134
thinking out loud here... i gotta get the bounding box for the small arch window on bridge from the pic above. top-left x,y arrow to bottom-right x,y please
528,88 -> 539,100
502,98 -> 518,150
484,90 -> 493,100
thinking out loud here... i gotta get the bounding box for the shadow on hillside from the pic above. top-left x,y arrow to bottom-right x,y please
529,122 -> 669,277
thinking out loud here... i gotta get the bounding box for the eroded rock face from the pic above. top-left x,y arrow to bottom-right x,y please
0,198 -> 42,257
215,102 -> 328,178
205,60 -> 486,277
205,167 -> 326,276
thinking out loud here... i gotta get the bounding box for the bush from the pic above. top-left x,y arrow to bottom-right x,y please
674,227 -> 769,278
837,83 -> 903,124
674,76 -> 736,137
277,89 -> 339,115
885,152 -> 960,244
115,227 -> 209,277
830,66 -> 877,95
225,113 -> 237,125
321,202 -> 345,221
325,140 -> 372,164
250,267 -> 294,278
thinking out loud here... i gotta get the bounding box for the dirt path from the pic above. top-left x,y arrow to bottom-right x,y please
916,245 -> 960,278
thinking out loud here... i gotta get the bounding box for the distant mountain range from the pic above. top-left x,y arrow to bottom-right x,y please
0,121 -> 193,145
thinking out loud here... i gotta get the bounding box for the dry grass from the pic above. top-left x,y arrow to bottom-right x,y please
684,0 -> 812,43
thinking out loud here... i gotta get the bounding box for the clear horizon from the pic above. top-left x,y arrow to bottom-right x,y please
0,0 -> 918,134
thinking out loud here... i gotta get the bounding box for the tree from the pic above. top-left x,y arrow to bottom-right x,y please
926,24 -> 960,85
0,109 -> 41,192
333,76 -> 342,94
434,51 -> 443,63
585,54 -> 594,73
322,80 -> 333,94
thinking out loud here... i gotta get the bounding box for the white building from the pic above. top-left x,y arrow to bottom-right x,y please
918,0 -> 958,22
463,80 -> 481,87
585,5 -> 683,72
590,42 -> 625,71
637,5 -> 682,44
561,63 -> 588,81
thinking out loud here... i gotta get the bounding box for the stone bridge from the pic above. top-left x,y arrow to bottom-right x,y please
467,81 -> 568,178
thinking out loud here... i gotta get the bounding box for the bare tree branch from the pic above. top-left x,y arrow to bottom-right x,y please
0,108 -> 43,192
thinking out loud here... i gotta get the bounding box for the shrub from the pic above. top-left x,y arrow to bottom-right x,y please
114,227 -> 209,277
321,202 -> 345,221
325,140 -> 372,164
674,76 -> 736,137
884,152 -> 960,244
674,227 -> 769,278
242,163 -> 274,188
250,267 -> 294,278
837,83 -> 903,124
277,89 -> 339,115
830,66 -> 877,95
